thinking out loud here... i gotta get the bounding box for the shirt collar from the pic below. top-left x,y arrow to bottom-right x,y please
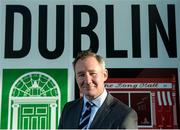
83,89 -> 107,108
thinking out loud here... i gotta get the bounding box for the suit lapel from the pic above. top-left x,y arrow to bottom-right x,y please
71,99 -> 83,128
90,94 -> 114,128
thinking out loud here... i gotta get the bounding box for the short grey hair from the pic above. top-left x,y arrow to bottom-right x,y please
73,50 -> 106,70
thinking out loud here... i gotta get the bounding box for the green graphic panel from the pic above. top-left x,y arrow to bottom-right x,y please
0,69 -> 68,129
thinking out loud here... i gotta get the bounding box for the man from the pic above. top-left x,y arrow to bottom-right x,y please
58,50 -> 138,129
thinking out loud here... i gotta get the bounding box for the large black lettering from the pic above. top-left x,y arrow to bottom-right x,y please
5,5 -> 31,58
132,5 -> 141,58
73,5 -> 99,58
106,5 -> 127,58
38,5 -> 64,59
149,5 -> 177,58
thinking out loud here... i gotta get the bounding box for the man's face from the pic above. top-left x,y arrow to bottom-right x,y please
75,56 -> 108,100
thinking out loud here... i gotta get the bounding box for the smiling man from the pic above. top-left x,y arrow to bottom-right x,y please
58,50 -> 138,129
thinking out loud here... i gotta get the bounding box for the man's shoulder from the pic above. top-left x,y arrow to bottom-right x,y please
64,98 -> 83,108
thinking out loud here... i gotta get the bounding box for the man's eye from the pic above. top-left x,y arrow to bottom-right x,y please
91,73 -> 96,76
78,74 -> 84,77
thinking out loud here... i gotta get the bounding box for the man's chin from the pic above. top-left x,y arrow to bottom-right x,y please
84,92 -> 95,98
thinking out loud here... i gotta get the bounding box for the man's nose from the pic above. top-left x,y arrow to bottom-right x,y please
84,74 -> 92,84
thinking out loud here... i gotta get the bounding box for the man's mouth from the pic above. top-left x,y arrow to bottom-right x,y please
82,84 -> 95,89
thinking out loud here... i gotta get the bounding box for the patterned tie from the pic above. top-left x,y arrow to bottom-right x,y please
79,102 -> 93,129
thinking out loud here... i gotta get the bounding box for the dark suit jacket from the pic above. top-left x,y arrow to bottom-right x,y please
58,93 -> 138,129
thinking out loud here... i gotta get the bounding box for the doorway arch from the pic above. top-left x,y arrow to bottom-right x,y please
8,71 -> 61,129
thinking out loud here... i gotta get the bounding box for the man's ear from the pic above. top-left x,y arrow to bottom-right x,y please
104,69 -> 108,81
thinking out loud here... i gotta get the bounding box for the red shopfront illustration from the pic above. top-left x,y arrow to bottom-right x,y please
105,77 -> 178,129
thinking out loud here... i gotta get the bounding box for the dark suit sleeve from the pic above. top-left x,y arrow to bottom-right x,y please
58,99 -> 82,129
121,109 -> 138,129
58,103 -> 68,129
58,103 -> 69,129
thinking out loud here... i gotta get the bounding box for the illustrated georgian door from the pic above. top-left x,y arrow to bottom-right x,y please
18,104 -> 50,129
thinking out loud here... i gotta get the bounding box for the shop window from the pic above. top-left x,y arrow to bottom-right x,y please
111,93 -> 129,106
131,93 -> 151,126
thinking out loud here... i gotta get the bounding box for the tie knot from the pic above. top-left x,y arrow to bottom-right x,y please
86,102 -> 93,109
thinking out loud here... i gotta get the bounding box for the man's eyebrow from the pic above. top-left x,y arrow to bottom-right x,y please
89,70 -> 97,73
77,71 -> 84,75
77,70 -> 96,74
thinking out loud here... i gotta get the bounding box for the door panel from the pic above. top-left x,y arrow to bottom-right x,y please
18,104 -> 50,129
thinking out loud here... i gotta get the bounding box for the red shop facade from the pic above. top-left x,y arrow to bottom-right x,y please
105,69 -> 179,129
105,77 -> 178,129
